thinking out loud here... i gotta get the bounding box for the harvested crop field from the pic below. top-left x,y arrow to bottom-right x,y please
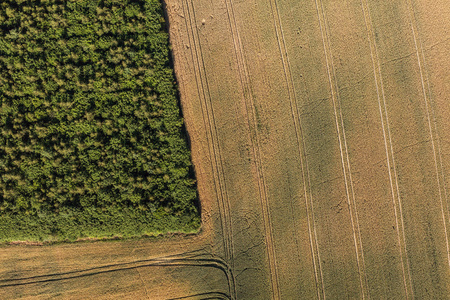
1,0 -> 450,299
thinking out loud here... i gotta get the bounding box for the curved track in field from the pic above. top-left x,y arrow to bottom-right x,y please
0,250 -> 233,290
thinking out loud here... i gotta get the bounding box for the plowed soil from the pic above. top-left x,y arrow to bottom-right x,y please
1,0 -> 450,299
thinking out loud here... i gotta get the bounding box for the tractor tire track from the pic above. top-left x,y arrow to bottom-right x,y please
405,0 -> 450,270
267,0 -> 325,298
180,0 -> 236,298
313,0 -> 369,298
359,0 -> 414,297
0,251 -> 232,290
222,0 -> 281,298
168,291 -> 231,300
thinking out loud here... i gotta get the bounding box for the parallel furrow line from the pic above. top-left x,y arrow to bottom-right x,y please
181,1 -> 236,298
167,291 -> 231,300
359,1 -> 413,297
405,0 -> 450,269
222,0 -> 280,298
313,0 -> 369,298
0,253 -> 233,289
268,0 -> 325,298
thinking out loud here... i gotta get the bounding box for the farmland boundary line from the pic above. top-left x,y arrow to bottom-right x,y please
359,0 -> 414,297
180,1 -> 237,298
222,0 -> 281,298
267,0 -> 325,298
313,0 -> 369,298
405,0 -> 450,270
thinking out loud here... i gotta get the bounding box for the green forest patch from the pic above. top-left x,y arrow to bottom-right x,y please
0,0 -> 200,242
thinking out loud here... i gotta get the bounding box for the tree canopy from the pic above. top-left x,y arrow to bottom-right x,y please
0,0 -> 200,241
